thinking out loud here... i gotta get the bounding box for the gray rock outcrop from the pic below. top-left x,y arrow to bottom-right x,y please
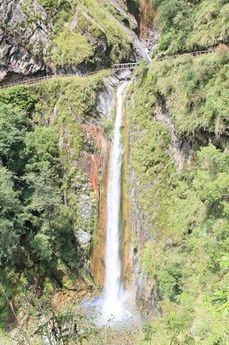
0,0 -> 51,81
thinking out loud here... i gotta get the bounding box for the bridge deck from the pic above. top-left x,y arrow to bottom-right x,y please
112,62 -> 139,70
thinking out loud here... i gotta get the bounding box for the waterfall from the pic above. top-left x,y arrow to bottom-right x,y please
102,81 -> 130,322
82,81 -> 138,327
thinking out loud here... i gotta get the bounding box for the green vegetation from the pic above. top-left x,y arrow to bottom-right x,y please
143,51 -> 228,136
7,0 -> 134,70
38,0 -> 133,67
152,0 -> 229,55
127,46 -> 229,344
0,72 -> 107,335
79,0 -> 133,62
127,2 -> 229,343
1,0 -> 228,343
52,28 -> 94,66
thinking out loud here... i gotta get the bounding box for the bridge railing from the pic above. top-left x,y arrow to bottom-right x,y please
0,64 -> 139,89
0,47 -> 228,89
0,74 -> 69,89
112,62 -> 139,70
0,72 -> 97,89
157,46 -> 229,61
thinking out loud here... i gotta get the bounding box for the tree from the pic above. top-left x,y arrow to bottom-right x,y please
0,104 -> 29,174
0,166 -> 21,268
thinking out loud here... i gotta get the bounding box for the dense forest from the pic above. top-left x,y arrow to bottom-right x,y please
0,74 -> 109,341
0,0 -> 228,344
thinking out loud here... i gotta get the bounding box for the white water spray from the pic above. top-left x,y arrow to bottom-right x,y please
82,81 -> 140,327
102,81 -> 130,322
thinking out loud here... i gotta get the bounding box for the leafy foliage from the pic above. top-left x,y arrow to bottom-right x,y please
128,51 -> 228,344
39,0 -> 133,66
0,104 -> 29,174
153,0 -> 229,55
52,28 -> 94,66
0,73 -> 106,329
0,167 -> 21,268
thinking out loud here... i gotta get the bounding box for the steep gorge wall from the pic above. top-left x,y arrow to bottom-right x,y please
0,0 -> 151,85
138,0 -> 156,39
0,0 -> 156,293
124,47 -> 228,345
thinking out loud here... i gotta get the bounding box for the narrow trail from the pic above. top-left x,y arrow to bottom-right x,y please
157,44 -> 229,60
0,63 -> 138,90
0,46 -> 228,90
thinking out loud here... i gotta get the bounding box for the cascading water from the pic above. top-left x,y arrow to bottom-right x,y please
102,81 -> 129,321
83,81 -> 139,327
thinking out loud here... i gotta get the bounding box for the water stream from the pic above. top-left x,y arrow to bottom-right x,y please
101,81 -> 130,322
83,81 -> 140,328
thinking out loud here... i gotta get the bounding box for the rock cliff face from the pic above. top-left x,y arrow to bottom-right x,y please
0,0 -> 108,83
155,101 -> 192,172
0,0 -> 156,85
0,0 -> 159,311
129,168 -> 162,316
0,0 -> 51,81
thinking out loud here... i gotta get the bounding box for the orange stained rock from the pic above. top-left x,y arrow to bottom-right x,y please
139,0 -> 156,39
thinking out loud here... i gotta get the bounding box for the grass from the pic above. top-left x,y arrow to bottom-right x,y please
154,0 -> 229,56
44,0 -> 133,66
52,28 -> 94,66
142,51 -> 229,136
79,0 -> 132,62
126,42 -> 229,345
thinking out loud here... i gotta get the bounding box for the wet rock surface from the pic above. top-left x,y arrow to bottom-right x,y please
96,76 -> 118,118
